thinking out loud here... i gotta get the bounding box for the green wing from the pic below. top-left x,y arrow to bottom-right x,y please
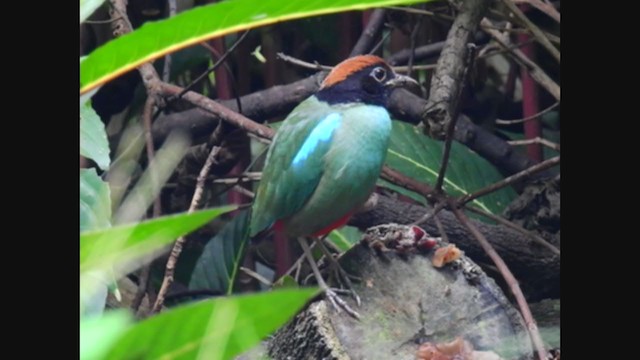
249,97 -> 337,236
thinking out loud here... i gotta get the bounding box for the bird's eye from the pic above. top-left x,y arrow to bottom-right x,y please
371,67 -> 387,82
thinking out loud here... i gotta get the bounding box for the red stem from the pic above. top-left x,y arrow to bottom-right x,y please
517,5 -> 543,162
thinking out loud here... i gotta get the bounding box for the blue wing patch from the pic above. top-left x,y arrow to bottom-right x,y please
291,113 -> 341,166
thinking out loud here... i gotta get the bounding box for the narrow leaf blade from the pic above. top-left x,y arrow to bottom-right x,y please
80,0 -> 426,93
104,288 -> 318,360
80,206 -> 236,274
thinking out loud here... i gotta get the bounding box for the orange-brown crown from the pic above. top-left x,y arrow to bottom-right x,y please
321,55 -> 388,89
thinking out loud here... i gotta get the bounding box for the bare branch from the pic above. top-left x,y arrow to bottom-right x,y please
109,0 -> 163,103
422,0 -> 490,139
513,0 -> 560,23
350,9 -> 387,56
496,101 -> 559,125
481,18 -> 560,100
464,205 -> 559,255
459,156 -> 560,206
277,52 -> 436,73
452,208 -> 548,360
500,0 -> 559,63
508,138 -> 560,152
152,145 -> 222,313
158,82 -> 276,140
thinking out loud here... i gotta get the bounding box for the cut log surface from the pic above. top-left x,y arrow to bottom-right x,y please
268,243 -> 533,360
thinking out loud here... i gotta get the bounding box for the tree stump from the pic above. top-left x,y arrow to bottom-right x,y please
268,241 -> 533,359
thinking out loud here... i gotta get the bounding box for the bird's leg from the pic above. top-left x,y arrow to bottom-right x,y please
297,237 -> 361,320
316,236 -> 361,306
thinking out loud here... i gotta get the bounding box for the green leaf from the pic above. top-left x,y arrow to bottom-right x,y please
189,210 -> 250,295
80,0 -> 426,93
104,288 -> 318,360
80,206 -> 236,274
327,226 -> 362,252
80,0 -> 105,24
80,168 -> 112,231
381,121 -> 516,215
81,102 -> 111,171
80,310 -> 131,360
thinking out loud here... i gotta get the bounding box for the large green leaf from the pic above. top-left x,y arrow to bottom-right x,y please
80,206 -> 236,274
104,288 -> 317,360
381,121 -> 516,215
80,169 -> 112,231
81,101 -> 111,171
80,310 -> 131,360
189,210 -> 251,295
80,0 -> 425,93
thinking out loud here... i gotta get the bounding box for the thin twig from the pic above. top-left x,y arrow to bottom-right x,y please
452,208 -> 548,360
239,267 -> 272,287
500,0 -> 559,63
158,82 -> 275,140
385,6 -> 455,21
276,53 -> 332,71
481,18 -> 559,100
459,156 -> 560,206
277,52 -> 435,73
407,18 -> 421,78
84,17 -> 122,24
508,137 -> 560,152
464,205 -> 559,255
369,27 -> 392,54
411,202 -> 447,226
151,145 -> 222,313
496,101 -> 559,125
212,172 -> 262,184
133,97 -> 161,314
162,0 -> 177,82
282,241 -> 318,279
231,185 -> 254,199
350,9 -> 387,56
512,0 -> 560,23
433,215 -> 449,243
381,166 -> 435,198
131,265 -> 151,313
176,30 -> 250,99
109,0 -> 163,102
434,44 -> 477,192
142,97 -> 162,217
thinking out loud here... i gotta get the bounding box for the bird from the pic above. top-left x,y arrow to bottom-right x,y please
249,55 -> 417,317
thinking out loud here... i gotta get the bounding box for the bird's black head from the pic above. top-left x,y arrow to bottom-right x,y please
316,55 -> 417,106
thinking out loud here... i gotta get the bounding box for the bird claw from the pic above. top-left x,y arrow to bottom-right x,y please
331,287 -> 362,307
325,287 -> 361,320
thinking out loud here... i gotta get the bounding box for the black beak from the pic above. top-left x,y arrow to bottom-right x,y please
385,73 -> 419,89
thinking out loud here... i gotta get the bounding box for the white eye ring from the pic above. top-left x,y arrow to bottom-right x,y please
371,67 -> 387,82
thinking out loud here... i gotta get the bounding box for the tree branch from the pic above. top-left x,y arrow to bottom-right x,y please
422,0 -> 490,139
459,156 -> 560,206
500,0 -> 560,63
350,9 -> 387,56
152,145 -> 222,313
109,0 -> 163,103
481,18 -> 560,100
452,208 -> 548,360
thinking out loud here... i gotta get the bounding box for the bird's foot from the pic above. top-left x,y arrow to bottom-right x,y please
325,262 -> 362,306
323,286 -> 361,320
